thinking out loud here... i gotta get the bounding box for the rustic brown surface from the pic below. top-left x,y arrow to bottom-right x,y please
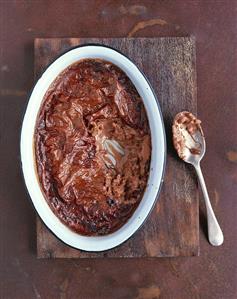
35,37 -> 198,258
0,1 -> 236,298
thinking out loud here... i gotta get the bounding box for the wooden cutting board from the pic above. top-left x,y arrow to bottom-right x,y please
35,37 -> 199,258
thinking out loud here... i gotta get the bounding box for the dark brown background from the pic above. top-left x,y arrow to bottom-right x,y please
0,1 -> 236,298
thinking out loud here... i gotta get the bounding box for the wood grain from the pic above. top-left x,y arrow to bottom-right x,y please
35,37 -> 199,258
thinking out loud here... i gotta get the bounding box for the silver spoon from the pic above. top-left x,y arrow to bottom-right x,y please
172,111 -> 224,246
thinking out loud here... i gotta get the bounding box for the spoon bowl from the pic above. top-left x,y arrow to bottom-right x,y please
173,111 -> 205,165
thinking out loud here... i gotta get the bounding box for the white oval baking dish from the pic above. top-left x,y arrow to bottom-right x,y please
20,44 -> 166,251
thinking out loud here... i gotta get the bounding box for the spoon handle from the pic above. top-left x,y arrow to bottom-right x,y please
194,164 -> 224,246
